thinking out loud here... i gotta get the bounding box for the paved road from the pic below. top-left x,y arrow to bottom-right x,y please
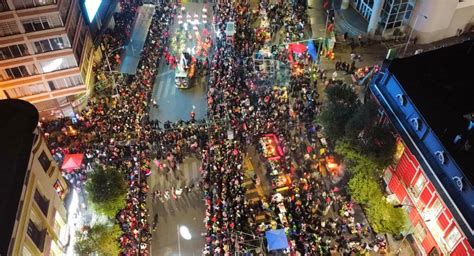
149,2 -> 213,122
147,157 -> 205,255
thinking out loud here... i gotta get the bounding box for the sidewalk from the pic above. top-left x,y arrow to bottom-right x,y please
307,0 -> 386,101
383,32 -> 474,58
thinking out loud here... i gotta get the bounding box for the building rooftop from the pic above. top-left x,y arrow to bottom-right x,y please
388,40 -> 474,184
0,99 -> 39,255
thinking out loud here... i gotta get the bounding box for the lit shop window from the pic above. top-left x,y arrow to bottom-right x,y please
445,226 -> 462,249
426,199 -> 443,219
412,174 -> 426,198
54,179 -> 66,200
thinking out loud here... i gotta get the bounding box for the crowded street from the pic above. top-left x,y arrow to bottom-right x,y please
39,0 -> 388,255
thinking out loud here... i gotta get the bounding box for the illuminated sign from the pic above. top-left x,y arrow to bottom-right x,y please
84,0 -> 102,22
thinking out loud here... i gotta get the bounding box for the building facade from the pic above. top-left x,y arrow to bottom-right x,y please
370,41 -> 474,255
347,0 -> 474,43
0,99 -> 70,256
0,0 -> 110,119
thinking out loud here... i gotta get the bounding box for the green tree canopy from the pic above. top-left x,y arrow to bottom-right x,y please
348,172 -> 383,205
325,83 -> 359,108
317,83 -> 360,146
335,138 -> 381,178
343,100 -> 396,168
349,172 -> 408,235
318,102 -> 356,145
344,100 -> 378,141
366,199 -> 408,235
74,223 -> 121,256
85,167 -> 127,217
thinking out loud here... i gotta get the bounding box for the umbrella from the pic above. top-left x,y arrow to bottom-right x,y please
265,229 -> 289,251
288,43 -> 307,54
62,153 -> 84,172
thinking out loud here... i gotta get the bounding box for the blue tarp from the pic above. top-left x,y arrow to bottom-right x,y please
265,229 -> 289,251
307,40 -> 318,62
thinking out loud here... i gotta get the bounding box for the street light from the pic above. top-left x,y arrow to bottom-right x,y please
104,46 -> 124,97
177,225 -> 192,256
403,13 -> 428,57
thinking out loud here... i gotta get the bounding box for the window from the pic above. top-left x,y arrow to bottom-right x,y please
383,169 -> 393,185
53,179 -> 66,199
12,0 -> 57,10
38,151 -> 51,172
48,74 -> 83,90
59,0 -> 71,21
22,246 -> 33,256
381,0 -> 414,33
34,189 -> 49,216
4,83 -> 49,98
67,9 -> 79,40
5,66 -> 30,79
426,199 -> 443,219
445,226 -> 462,249
33,36 -> 70,53
412,174 -> 426,198
39,55 -> 77,73
22,14 -> 63,33
27,220 -> 46,252
0,44 -> 29,60
0,21 -> 20,37
413,222 -> 426,242
0,0 -> 9,12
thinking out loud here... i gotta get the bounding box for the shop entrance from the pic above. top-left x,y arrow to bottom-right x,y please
353,0 -> 373,21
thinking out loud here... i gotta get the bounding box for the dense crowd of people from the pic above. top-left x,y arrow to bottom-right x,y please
41,0 -> 176,254
38,0 -> 386,255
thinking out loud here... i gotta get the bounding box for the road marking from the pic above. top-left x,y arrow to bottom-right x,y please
156,78 -> 165,99
171,83 -> 177,95
163,77 -> 172,97
156,69 -> 174,77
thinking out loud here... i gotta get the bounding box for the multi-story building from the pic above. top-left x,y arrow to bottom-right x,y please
342,0 -> 474,43
0,99 -> 70,256
370,40 -> 474,255
0,0 -> 111,119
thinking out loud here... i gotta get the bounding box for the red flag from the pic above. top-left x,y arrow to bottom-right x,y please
323,0 -> 329,9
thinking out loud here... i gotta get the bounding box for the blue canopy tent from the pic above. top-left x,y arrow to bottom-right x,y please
265,229 -> 289,251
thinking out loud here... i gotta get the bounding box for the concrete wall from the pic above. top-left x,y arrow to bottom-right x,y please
412,0 -> 474,43
445,4 -> 474,37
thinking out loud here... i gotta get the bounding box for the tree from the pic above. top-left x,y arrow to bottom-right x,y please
335,138 -> 381,178
348,172 -> 383,205
349,172 -> 408,235
75,223 -> 121,256
318,102 -> 356,145
344,100 -> 378,141
325,83 -> 359,108
360,125 -> 396,168
365,199 -> 408,235
344,100 -> 397,168
317,83 -> 360,146
86,167 -> 127,217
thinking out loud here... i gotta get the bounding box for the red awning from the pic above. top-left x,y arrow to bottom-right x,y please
61,153 -> 84,172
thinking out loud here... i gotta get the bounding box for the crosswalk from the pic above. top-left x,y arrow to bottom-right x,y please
149,157 -> 202,193
154,74 -> 176,100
